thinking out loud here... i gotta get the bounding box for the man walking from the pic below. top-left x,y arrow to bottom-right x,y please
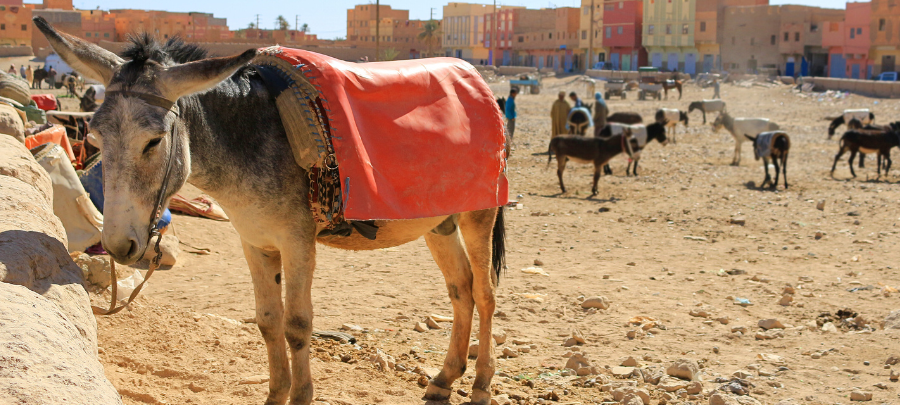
47,66 -> 57,89
550,91 -> 569,138
505,87 -> 518,140
19,65 -> 25,79
25,65 -> 33,88
713,77 -> 720,99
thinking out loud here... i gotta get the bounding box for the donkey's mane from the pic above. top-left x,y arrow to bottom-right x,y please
120,33 -> 208,65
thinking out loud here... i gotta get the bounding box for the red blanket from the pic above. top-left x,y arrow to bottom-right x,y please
268,48 -> 508,220
31,94 -> 58,111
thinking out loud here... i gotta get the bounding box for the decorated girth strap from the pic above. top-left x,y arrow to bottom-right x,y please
252,47 -> 509,228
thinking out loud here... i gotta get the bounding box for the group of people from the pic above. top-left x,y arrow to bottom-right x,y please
6,64 -> 57,89
503,87 -> 602,140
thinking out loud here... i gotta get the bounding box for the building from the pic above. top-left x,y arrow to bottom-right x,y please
108,10 -> 230,42
721,4 -> 843,76
603,0 -> 645,70
0,0 -> 33,47
509,7 -> 579,71
443,2 -> 494,64
579,0 -> 605,70
30,9 -> 81,52
483,6 -> 527,65
823,2 -> 871,78
80,9 -> 116,44
869,0 -> 900,75
346,4 -> 438,60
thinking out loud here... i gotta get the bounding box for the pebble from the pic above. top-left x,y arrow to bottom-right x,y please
425,316 -> 442,330
731,326 -> 748,334
849,390 -> 872,401
821,322 -> 838,333
890,369 -> 898,382
689,309 -> 711,318
816,200 -> 825,210
238,375 -> 270,385
758,319 -> 786,330
491,394 -> 512,405
755,329 -> 784,340
533,259 -> 543,266
666,358 -> 700,381
492,331 -> 507,345
777,294 -> 793,306
730,217 -> 746,226
581,296 -> 610,310
611,387 -> 650,405
716,316 -> 731,325
886,355 -> 899,365
501,347 -> 518,358
340,323 -> 362,331
413,322 -> 428,332
468,342 -> 479,359
620,356 -> 640,367
611,366 -> 635,378
188,382 -> 206,392
657,376 -> 689,392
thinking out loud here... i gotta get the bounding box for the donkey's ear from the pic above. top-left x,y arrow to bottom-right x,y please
33,16 -> 123,85
159,49 -> 258,100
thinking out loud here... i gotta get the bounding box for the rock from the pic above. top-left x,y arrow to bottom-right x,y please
690,309 -> 711,318
368,350 -> 396,371
885,310 -> 900,330
626,329 -> 643,339
658,376 -> 690,392
736,397 -> 762,405
141,234 -> 180,266
533,259 -> 543,266
709,392 -> 741,405
425,316 -> 442,330
816,200 -> 826,210
731,326 -> 747,333
716,316 -> 731,325
239,375 -> 270,385
886,355 -> 899,365
621,393 -> 646,405
563,330 -> 586,347
188,382 -> 206,392
491,394 -> 512,405
340,323 -> 362,331
565,352 -> 591,370
890,369 -> 898,382
821,322 -> 838,333
468,342 -> 479,359
611,366 -> 635,378
777,294 -> 793,306
611,387 -> 650,405
581,296 -> 610,309
620,356 -> 640,367
730,217 -> 746,225
755,329 -> 784,340
686,381 -> 703,394
501,347 -> 518,358
733,370 -> 753,379
849,390 -> 872,401
71,253 -> 129,289
413,322 -> 427,332
666,358 -> 700,381
758,319 -> 786,330
492,330 -> 507,345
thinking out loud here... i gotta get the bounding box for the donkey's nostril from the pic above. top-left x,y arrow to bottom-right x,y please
125,238 -> 139,258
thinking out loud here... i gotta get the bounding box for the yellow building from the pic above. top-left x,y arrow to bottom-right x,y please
579,0 -> 606,69
443,2 -> 494,64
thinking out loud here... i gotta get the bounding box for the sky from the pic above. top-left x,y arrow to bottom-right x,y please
73,0 -> 853,40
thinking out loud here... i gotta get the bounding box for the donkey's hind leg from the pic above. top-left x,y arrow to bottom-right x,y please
831,147 -> 846,177
782,153 -> 789,189
423,216 -> 475,402
458,208 -> 501,405
771,156 -> 780,190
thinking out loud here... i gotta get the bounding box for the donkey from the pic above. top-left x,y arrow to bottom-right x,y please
713,111 -> 780,166
548,129 -> 633,195
607,111 -> 643,125
827,109 -> 875,138
567,106 -> 593,135
745,132 -> 790,189
35,18 -> 506,405
831,126 -> 900,180
688,99 -> 725,124
655,108 -> 688,143
595,121 -> 669,176
662,79 -> 683,100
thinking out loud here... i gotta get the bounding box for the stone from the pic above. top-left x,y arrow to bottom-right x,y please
885,310 -> 900,330
890,369 -> 898,382
581,296 -> 610,309
621,393 -> 646,405
733,370 -> 753,379
239,375 -> 270,385
686,381 -> 703,394
758,319 -> 786,330
885,355 -> 899,365
777,294 -> 793,306
468,342 -> 479,359
425,316 -> 442,329
716,316 -> 731,325
491,394 -> 512,405
816,200 -> 826,210
709,392 -> 741,405
188,382 -> 206,392
492,330 -> 507,345
501,347 -> 518,358
690,309 -> 711,318
736,397 -> 762,405
849,390 -> 872,401
821,322 -> 838,333
667,358 -> 700,381
611,387 -> 650,405
413,322 -> 427,332
71,253 -> 129,289
626,329 -> 643,339
612,366 -> 635,378
141,234 -> 180,266
565,352 -> 591,371
340,323 -> 362,331
369,350 -> 396,371
658,376 -> 690,392
730,217 -> 746,226
731,326 -> 747,334
620,356 -> 640,367
755,329 -> 784,340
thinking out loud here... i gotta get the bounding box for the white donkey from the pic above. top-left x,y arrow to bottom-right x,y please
713,111 -> 780,166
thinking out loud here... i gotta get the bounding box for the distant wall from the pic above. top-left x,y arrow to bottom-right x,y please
804,77 -> 900,99
498,66 -> 538,75
585,69 -> 680,82
0,46 -> 34,57
95,41 -> 377,63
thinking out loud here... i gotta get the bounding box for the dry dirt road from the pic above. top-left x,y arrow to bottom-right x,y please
14,72 -> 900,405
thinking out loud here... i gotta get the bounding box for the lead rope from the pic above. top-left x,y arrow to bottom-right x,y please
92,92 -> 179,316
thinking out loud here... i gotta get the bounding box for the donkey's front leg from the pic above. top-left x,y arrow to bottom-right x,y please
243,241 -> 291,405
282,231 -> 318,405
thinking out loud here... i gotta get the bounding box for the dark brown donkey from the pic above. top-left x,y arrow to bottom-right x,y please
831,125 -> 900,180
548,129 -> 633,195
745,132 -> 790,189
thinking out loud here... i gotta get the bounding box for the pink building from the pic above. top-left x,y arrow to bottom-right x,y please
824,2 -> 871,78
602,0 -> 645,71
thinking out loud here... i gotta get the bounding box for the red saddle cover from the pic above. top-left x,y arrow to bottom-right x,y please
31,94 -> 58,111
270,48 -> 508,220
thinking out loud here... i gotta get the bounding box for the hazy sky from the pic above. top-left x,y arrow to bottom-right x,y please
71,0 -> 854,40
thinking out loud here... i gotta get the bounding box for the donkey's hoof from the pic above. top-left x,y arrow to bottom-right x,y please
424,382 -> 452,401
469,389 -> 491,405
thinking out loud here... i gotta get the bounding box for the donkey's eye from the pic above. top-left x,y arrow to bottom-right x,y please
143,138 -> 163,154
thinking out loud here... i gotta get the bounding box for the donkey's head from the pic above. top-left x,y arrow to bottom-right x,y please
680,111 -> 689,126
688,101 -> 700,113
712,112 -> 728,132
34,17 -> 257,264
647,121 -> 669,145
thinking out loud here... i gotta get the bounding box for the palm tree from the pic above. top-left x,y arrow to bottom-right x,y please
275,15 -> 290,31
300,23 -> 309,33
248,22 -> 256,29
417,20 -> 441,58
381,47 -> 400,61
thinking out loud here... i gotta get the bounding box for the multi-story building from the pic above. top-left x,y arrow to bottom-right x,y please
483,6 -> 527,65
80,9 -> 116,44
721,4 -> 843,76
823,2 -> 870,78
869,0 -> 900,75
108,10 -> 230,42
346,4 -> 439,60
509,7 -> 579,71
603,0 -> 645,70
0,0 -> 33,47
579,0 -> 605,70
443,2 -> 494,64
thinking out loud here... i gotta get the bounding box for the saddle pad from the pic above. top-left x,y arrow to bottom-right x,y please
843,109 -> 870,124
753,131 -> 788,160
31,94 -> 57,111
257,47 -> 508,221
609,123 -> 648,147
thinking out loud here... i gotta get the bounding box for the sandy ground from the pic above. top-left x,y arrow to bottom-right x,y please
10,66 -> 900,404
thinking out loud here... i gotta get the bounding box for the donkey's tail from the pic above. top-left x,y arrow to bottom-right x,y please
491,207 -> 506,285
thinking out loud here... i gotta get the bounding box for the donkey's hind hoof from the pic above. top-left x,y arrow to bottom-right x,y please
468,389 -> 491,405
424,382 -> 452,401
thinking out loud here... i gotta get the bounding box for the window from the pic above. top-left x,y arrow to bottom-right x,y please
86,32 -> 91,37
795,32 -> 800,41
518,36 -> 523,42
700,21 -> 706,32
20,24 -> 25,31
850,29 -> 855,39
732,36 -> 735,45
620,1 -> 624,8
771,35 -> 776,45
606,27 -> 612,38
750,37 -> 755,45
548,32 -> 552,39
666,24 -> 672,35
810,24 -> 818,32
857,27 -> 862,35
583,6 -> 589,15
880,19 -> 886,31
618,27 -> 623,35
582,30 -> 587,39
682,24 -> 688,34
784,32 -> 789,41
103,33 -> 109,38
0,24 -> 4,31
648,25 -> 654,35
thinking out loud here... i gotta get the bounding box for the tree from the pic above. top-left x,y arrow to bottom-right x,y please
381,47 -> 400,61
300,23 -> 309,33
417,20 -> 441,58
248,22 -> 256,29
275,15 -> 290,31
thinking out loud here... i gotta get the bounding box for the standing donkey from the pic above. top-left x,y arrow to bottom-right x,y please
35,18 -> 506,405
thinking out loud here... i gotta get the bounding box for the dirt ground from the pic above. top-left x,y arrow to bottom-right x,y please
12,66 -> 900,404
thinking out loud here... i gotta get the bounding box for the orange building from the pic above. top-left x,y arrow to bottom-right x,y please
0,0 -> 33,47
107,9 -> 229,42
346,4 -> 439,60
80,9 -> 115,43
